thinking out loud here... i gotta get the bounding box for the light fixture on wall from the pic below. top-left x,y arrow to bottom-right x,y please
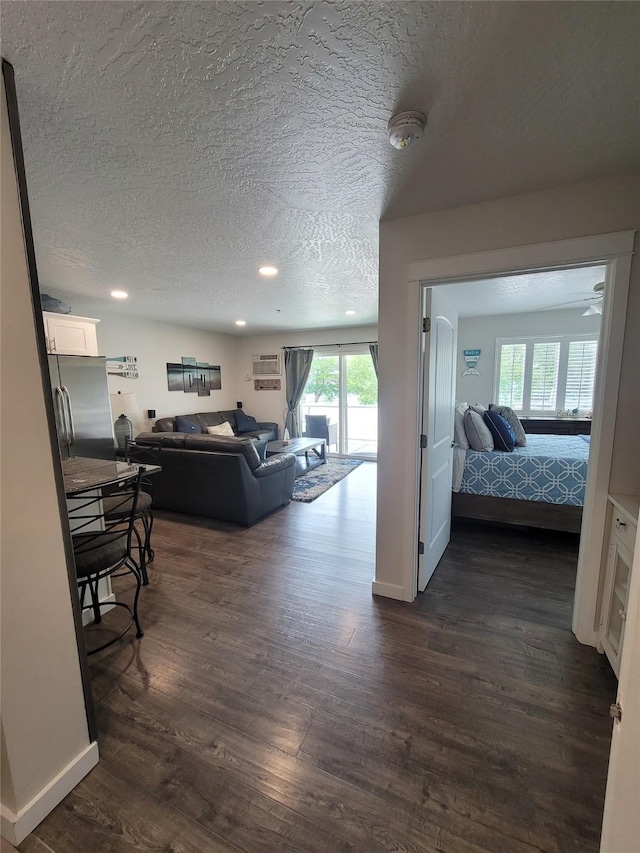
258,266 -> 278,277
110,391 -> 138,449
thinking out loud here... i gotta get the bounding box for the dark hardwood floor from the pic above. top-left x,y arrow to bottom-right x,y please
21,462 -> 617,853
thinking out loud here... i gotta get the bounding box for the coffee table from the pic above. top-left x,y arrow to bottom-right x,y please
266,437 -> 326,477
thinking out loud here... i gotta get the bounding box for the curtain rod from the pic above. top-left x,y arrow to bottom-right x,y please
282,341 -> 377,350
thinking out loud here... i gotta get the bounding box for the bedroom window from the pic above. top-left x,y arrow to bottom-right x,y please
496,335 -> 598,415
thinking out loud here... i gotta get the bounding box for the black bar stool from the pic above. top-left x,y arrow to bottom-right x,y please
72,469 -> 145,655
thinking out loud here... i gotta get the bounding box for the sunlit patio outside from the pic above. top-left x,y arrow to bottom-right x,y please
300,354 -> 378,458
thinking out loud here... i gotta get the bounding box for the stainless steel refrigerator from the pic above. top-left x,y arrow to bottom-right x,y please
49,355 -> 116,460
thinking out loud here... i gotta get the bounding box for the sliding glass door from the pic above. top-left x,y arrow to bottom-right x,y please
300,350 -> 378,458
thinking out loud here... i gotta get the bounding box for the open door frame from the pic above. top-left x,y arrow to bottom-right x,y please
410,230 -> 634,648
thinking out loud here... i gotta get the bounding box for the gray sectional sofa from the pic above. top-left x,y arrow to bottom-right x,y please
152,409 -> 278,442
128,433 -> 295,527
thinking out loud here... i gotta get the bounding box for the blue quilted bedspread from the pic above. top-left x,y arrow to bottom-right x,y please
459,434 -> 590,506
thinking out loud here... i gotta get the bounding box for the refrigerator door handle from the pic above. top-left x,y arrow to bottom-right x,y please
62,385 -> 75,446
53,385 -> 69,446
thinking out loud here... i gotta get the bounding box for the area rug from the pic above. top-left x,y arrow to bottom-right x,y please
292,458 -> 363,503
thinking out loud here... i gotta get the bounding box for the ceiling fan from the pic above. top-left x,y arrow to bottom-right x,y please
532,281 -> 605,315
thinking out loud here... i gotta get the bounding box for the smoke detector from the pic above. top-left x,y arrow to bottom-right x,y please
388,110 -> 427,149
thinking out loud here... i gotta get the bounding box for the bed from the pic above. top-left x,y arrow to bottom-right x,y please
452,434 -> 590,533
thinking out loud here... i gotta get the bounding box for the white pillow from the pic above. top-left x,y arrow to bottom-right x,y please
454,405 -> 469,449
464,409 -> 494,451
206,422 -> 234,436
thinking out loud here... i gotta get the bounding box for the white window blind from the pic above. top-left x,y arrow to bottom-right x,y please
565,340 -> 598,410
530,342 -> 560,411
495,335 -> 598,415
498,344 -> 526,409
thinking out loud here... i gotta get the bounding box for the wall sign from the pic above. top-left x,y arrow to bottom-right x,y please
462,349 -> 481,376
107,355 -> 138,379
254,378 -> 281,391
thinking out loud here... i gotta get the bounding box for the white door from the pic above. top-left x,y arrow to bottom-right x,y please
599,522 -> 640,852
418,288 -> 458,592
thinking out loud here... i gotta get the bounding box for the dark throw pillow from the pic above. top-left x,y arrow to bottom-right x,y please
489,404 -> 527,447
484,410 -> 516,452
235,411 -> 259,434
175,415 -> 201,434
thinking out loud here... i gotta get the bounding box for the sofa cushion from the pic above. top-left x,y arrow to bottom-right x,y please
206,422 -> 235,436
160,434 -> 188,448
153,416 -> 177,432
252,438 -> 267,461
217,410 -> 238,430
183,435 -> 262,470
134,432 -> 164,446
196,412 -> 225,429
175,415 -> 202,434
235,411 -> 260,434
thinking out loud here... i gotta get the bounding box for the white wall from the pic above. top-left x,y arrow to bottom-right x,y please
1,74 -> 95,844
93,313 -> 242,435
235,326 -> 378,433
376,172 -> 640,601
455,308 -> 601,404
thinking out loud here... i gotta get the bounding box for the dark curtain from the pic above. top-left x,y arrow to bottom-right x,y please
284,348 -> 314,438
369,342 -> 379,377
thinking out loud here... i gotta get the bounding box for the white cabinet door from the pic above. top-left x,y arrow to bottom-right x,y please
599,496 -> 639,678
599,539 -> 632,677
44,313 -> 99,356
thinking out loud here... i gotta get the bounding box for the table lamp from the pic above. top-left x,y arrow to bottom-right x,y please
110,391 -> 138,449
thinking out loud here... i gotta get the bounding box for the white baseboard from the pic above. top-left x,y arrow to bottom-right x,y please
1,741 -> 99,845
371,580 -> 409,601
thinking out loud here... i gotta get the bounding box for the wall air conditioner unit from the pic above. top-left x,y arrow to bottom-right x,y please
252,353 -> 281,376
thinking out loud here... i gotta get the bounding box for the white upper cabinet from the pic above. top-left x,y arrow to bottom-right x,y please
43,312 -> 99,356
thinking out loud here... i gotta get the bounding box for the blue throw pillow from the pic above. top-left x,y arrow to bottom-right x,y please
235,410 -> 259,434
175,415 -> 201,434
483,410 -> 516,452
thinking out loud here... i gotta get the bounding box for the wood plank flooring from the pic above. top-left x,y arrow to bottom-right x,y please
21,462 -> 617,853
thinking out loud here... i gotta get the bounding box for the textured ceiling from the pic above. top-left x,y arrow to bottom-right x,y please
2,2 -> 638,333
444,266 -> 607,319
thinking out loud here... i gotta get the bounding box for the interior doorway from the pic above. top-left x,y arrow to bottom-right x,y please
411,232 -> 634,650
418,264 -> 604,595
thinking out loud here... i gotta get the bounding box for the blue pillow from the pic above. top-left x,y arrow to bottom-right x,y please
175,415 -> 201,434
235,411 -> 259,434
483,410 -> 516,452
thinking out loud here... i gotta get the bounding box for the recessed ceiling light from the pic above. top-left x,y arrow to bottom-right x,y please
345,310 -> 356,315
235,320 -> 246,326
110,290 -> 128,299
258,266 -> 278,277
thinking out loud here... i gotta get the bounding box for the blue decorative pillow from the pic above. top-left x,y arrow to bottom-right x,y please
235,411 -> 259,434
175,415 -> 201,434
483,410 -> 516,452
